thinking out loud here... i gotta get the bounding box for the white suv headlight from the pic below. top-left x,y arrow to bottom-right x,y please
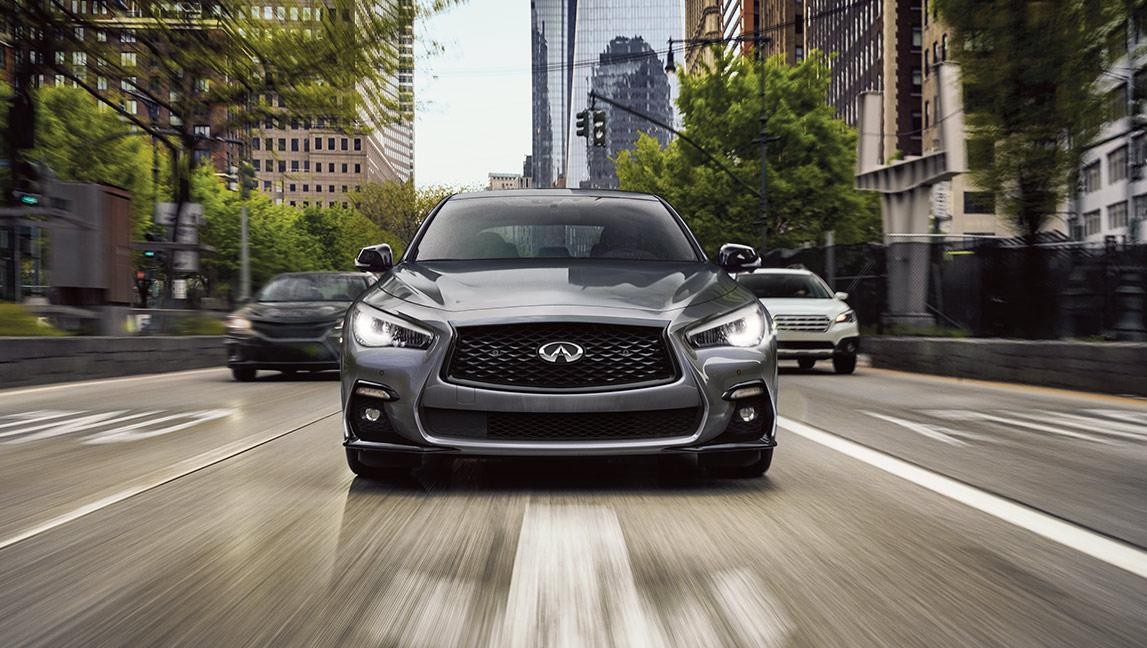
351,306 -> 433,349
834,310 -> 856,324
687,302 -> 768,349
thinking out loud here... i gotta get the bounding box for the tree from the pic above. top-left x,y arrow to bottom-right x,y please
7,0 -> 436,295
615,50 -> 879,253
936,0 -> 1131,240
352,180 -> 472,251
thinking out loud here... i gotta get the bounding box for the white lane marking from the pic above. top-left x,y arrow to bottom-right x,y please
363,569 -> 476,648
926,410 -> 1115,444
779,416 -> 1147,580
0,411 -> 338,552
1087,409 -> 1147,425
3,411 -> 156,444
864,411 -> 968,446
709,569 -> 790,648
83,409 -> 232,444
1004,410 -> 1147,443
0,410 -> 78,432
0,367 -> 222,399
499,504 -> 665,648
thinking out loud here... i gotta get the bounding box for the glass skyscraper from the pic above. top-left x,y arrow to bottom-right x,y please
531,0 -> 684,189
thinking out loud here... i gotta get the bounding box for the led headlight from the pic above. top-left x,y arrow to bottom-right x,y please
226,315 -> 253,336
687,302 -> 768,349
350,306 -> 433,349
834,310 -> 856,324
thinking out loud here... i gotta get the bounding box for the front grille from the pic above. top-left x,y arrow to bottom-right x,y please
773,314 -> 830,332
447,323 -> 675,390
254,321 -> 333,339
423,407 -> 701,441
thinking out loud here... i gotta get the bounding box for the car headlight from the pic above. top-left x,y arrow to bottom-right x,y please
834,310 -> 856,324
687,302 -> 768,349
226,315 -> 253,336
351,306 -> 432,349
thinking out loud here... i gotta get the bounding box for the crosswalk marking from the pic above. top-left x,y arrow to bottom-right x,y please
0,408 -> 233,445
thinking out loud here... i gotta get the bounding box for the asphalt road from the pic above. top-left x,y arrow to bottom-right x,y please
0,363 -> 1145,647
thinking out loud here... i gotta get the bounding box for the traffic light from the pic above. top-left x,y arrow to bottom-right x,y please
239,161 -> 257,197
575,110 -> 589,138
592,110 -> 607,148
143,232 -> 160,260
12,160 -> 43,206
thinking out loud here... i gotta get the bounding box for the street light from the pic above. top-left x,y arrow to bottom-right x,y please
665,33 -> 771,252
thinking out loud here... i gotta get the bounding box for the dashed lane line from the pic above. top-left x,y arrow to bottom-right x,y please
0,411 -> 339,553
779,416 -> 1147,580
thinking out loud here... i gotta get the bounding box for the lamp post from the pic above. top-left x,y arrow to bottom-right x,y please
665,32 -> 770,251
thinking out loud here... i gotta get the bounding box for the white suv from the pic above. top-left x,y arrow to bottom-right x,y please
737,268 -> 860,374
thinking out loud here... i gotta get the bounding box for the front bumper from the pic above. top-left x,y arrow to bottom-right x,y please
226,332 -> 341,370
340,307 -> 778,457
775,321 -> 860,360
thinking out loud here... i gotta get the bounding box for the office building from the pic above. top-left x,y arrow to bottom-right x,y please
685,0 -> 722,71
530,0 -> 577,188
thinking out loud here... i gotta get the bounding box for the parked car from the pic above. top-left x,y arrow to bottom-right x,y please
225,272 -> 374,381
341,189 -> 778,479
737,268 -> 860,374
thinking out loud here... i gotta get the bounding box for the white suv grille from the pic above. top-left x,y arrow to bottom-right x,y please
773,314 -> 831,332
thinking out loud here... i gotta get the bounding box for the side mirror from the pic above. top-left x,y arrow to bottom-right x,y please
355,244 -> 393,272
834,291 -> 849,301
717,243 -> 761,273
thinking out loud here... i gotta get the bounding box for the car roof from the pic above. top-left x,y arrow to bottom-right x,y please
450,188 -> 661,201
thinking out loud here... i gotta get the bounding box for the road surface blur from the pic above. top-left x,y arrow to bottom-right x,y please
0,365 -> 1145,647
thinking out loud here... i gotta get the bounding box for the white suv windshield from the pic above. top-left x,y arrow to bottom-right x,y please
739,273 -> 832,299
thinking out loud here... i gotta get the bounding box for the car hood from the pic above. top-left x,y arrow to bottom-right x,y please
369,260 -> 738,313
239,301 -> 352,323
758,297 -> 849,316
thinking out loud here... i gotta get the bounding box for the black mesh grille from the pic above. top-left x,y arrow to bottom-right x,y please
447,323 -> 675,390
423,407 -> 701,441
254,321 -> 333,339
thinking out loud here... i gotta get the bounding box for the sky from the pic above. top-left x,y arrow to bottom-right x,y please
414,0 -> 532,189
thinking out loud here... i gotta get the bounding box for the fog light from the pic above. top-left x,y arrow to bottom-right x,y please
362,407 -> 382,422
737,406 -> 758,423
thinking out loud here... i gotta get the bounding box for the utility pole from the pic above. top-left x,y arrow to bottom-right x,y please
239,162 -> 253,302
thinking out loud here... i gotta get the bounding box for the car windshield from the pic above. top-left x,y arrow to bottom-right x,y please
256,274 -> 368,302
411,195 -> 701,262
738,273 -> 833,299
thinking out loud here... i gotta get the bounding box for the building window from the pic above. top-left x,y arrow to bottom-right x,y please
290,138 -> 299,152
1108,86 -> 1129,121
193,124 -> 210,138
328,162 -> 335,172
1109,146 -> 1128,183
303,184 -> 309,192
941,34 -> 948,60
317,185 -> 323,193
291,160 -> 299,172
121,52 -> 136,67
278,138 -> 286,151
315,137 -> 322,150
354,164 -> 361,173
1082,161 -> 1101,192
290,201 -> 297,207
264,181 -> 272,191
913,69 -> 922,87
253,159 -> 261,171
353,138 -> 361,151
964,191 -> 996,214
1134,194 -> 1147,222
252,138 -> 260,150
304,161 -> 310,171
290,6 -> 298,20
1108,201 -> 1129,229
912,27 -> 922,48
278,160 -> 286,172
328,184 -> 335,193
341,185 -> 348,193
341,138 -> 348,151
97,29 -> 106,42
264,137 -> 273,150
121,29 -> 135,43
327,137 -> 335,150
289,183 -> 297,192
1083,210 -> 1101,236
263,6 -> 272,20
97,76 -> 108,91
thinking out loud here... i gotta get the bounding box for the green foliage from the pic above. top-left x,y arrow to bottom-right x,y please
0,303 -> 68,336
193,169 -> 401,297
936,0 -> 1131,238
352,180 -> 473,251
615,50 -> 880,253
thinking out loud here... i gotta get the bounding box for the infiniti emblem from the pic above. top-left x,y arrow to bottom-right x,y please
537,341 -> 585,364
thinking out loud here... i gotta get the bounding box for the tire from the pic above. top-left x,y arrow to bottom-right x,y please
711,449 -> 773,478
798,358 -> 816,370
833,353 -> 857,375
231,367 -> 257,382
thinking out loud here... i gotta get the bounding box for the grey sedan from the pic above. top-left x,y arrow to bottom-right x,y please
340,189 -> 778,478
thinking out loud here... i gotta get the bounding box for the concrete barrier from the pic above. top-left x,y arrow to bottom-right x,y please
0,336 -> 226,388
864,337 -> 1147,397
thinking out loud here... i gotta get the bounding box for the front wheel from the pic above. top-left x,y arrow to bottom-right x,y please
833,354 -> 857,375
231,367 -> 256,382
